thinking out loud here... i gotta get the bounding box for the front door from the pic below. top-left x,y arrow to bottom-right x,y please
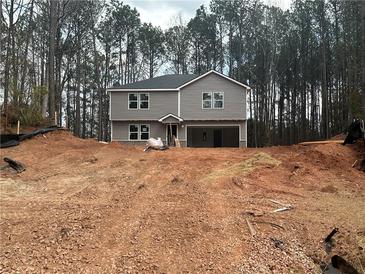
213,129 -> 223,147
167,124 -> 178,146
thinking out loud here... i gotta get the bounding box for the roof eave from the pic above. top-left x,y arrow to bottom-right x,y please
158,113 -> 184,122
107,88 -> 179,92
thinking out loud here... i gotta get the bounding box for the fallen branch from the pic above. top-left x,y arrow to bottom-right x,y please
3,157 -> 26,173
244,210 -> 264,217
245,218 -> 256,237
352,160 -> 358,168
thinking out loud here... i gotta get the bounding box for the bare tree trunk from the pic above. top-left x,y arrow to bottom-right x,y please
20,0 -> 34,95
75,38 -> 81,136
82,65 -> 87,138
3,0 -> 14,120
321,31 -> 328,138
39,29 -> 47,117
361,1 -> 365,117
92,28 -> 102,140
48,0 -> 57,120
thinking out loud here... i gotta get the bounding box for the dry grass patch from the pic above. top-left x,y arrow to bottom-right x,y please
204,152 -> 281,181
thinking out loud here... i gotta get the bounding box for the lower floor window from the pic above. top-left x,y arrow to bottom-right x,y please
140,124 -> 150,140
129,124 -> 139,140
129,124 -> 150,140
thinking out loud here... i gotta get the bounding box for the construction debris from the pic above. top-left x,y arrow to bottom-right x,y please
269,199 -> 294,212
324,227 -> 339,253
144,137 -> 169,152
3,157 -> 26,173
273,207 -> 292,213
245,218 -> 257,237
175,139 -> 181,148
269,199 -> 292,207
324,228 -> 339,243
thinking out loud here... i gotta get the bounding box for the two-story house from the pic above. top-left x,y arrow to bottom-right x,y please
108,70 -> 250,147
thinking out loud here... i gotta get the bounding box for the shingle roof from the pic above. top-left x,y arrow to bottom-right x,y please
109,74 -> 198,90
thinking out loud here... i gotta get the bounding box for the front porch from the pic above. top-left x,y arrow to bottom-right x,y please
158,113 -> 184,146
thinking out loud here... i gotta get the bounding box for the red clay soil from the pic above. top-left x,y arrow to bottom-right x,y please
0,131 -> 364,273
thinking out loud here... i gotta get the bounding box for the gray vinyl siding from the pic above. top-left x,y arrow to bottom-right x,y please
112,121 -> 166,141
110,91 -> 178,120
180,73 -> 247,120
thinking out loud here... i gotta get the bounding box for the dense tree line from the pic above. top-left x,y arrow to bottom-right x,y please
0,0 -> 364,146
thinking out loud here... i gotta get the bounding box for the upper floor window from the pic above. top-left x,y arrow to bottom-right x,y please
214,92 -> 224,108
139,93 -> 149,109
202,92 -> 224,109
128,93 -> 138,109
128,92 -> 149,110
202,92 -> 212,109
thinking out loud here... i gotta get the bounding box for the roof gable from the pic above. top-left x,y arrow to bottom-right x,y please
178,70 -> 251,90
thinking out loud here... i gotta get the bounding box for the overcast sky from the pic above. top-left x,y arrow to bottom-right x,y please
124,0 -> 292,30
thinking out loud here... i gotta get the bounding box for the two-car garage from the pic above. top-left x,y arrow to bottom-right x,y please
187,126 -> 240,147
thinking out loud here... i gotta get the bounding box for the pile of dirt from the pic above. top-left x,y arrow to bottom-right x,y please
0,131 -> 364,273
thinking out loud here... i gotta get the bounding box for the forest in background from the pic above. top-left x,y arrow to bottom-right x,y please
1,0 -> 364,146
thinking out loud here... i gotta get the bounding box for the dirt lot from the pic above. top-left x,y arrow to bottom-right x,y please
0,131 -> 364,273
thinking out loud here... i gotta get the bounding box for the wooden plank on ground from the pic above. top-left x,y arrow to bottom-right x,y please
299,140 -> 344,145
175,139 -> 181,148
245,218 -> 256,237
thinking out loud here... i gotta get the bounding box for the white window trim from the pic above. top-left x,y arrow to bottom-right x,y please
140,124 -> 150,140
202,92 -> 212,109
213,91 -> 224,109
128,124 -> 150,141
128,124 -> 139,141
128,92 -> 150,110
139,93 -> 150,110
202,91 -> 224,110
128,93 -> 138,110
158,113 -> 184,122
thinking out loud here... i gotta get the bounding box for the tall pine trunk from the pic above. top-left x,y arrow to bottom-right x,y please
48,0 -> 57,120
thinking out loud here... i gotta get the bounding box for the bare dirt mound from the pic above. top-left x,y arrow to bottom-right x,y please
1,131 -> 364,273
